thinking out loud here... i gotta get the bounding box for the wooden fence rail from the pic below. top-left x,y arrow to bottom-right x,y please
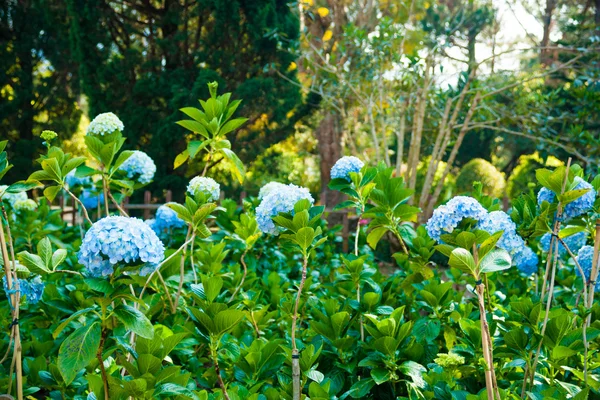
56,189 -> 357,252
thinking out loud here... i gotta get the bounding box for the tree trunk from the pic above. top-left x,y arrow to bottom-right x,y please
540,0 -> 557,66
316,111 -> 342,207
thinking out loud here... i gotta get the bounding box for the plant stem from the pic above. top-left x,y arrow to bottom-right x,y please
174,226 -> 193,313
0,211 -> 22,400
291,255 -> 309,400
229,249 -> 248,302
211,343 -> 230,400
97,329 -> 109,400
64,186 -> 93,226
476,282 -> 495,400
139,236 -> 195,300
107,191 -> 128,216
557,236 -> 590,383
102,175 -> 110,217
202,151 -> 213,176
529,158 -> 571,389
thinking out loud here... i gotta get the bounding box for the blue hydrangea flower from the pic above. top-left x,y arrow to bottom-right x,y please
575,245 -> 600,291
256,184 -> 314,235
477,210 -> 538,272
477,211 -> 523,252
148,204 -> 185,236
80,189 -> 105,209
0,186 -> 28,207
513,246 -> 539,275
78,216 -> 165,277
426,196 -> 488,242
187,176 -> 220,202
3,275 -> 45,305
65,170 -> 92,188
87,112 -> 124,136
13,199 -> 37,213
331,156 -> 364,181
537,177 -> 596,221
258,182 -> 288,200
540,231 -> 588,256
118,150 -> 156,184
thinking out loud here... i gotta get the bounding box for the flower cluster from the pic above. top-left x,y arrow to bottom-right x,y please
86,112 -> 124,136
330,156 -> 364,182
575,245 -> 600,290
65,170 -> 92,189
537,177 -> 596,221
425,196 -> 488,242
0,186 -> 28,207
187,176 -> 220,202
540,231 -> 587,256
513,247 -> 539,275
3,275 -> 45,305
80,189 -> 104,210
258,181 -> 287,200
477,210 -> 538,274
256,183 -> 314,235
78,216 -> 165,277
119,150 -> 156,184
13,199 -> 37,213
148,204 -> 185,236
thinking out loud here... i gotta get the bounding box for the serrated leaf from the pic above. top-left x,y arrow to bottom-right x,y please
58,322 -> 101,385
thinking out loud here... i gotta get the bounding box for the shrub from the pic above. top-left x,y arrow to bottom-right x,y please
507,153 -> 563,198
456,158 -> 505,197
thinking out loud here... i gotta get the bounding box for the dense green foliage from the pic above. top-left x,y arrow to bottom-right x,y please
1,102 -> 600,399
456,159 -> 506,198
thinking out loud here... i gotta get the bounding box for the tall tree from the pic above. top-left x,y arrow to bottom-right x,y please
66,0 -> 303,194
0,0 -> 81,182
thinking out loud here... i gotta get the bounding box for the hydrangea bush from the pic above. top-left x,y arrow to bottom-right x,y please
118,150 -> 156,184
187,176 -> 220,202
330,156 -> 364,181
2,94 -> 600,400
86,112 -> 124,136
78,216 -> 165,277
256,183 -> 314,235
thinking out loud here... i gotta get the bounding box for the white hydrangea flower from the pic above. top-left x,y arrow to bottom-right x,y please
187,176 -> 220,202
87,112 -> 124,136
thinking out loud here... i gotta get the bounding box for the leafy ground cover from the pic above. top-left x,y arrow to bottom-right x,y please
0,86 -> 598,400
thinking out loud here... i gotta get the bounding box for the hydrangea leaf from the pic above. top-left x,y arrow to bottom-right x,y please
114,304 -> 154,339
58,322 -> 101,385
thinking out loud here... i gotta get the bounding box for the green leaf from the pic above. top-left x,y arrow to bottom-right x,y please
176,120 -> 209,137
188,141 -> 208,159
174,150 -> 189,169
41,158 -> 62,181
296,227 -> 315,252
434,244 -> 454,258
448,248 -> 477,276
180,107 -> 206,122
559,189 -> 590,206
536,168 -> 564,195
202,276 -> 223,303
113,304 -> 154,339
43,185 -> 62,202
112,150 -> 134,171
17,252 -> 49,275
367,227 -> 388,249
218,117 -> 248,136
220,148 -> 245,183
38,237 -> 53,268
479,248 -> 512,274
57,322 -> 101,385
7,180 -> 43,193
214,310 -> 245,335
455,232 -> 477,250
52,307 -> 95,339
